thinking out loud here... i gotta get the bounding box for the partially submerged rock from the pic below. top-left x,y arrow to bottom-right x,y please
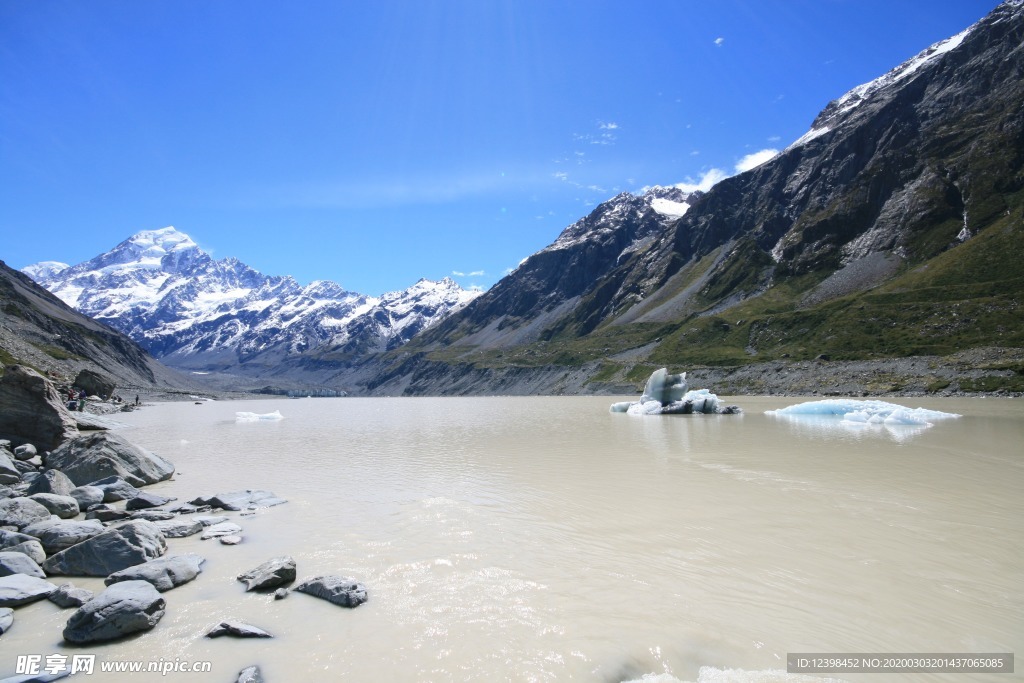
237,556 -> 295,591
44,432 -> 174,488
200,522 -> 242,540
43,520 -> 167,577
236,666 -> 264,683
206,620 -> 273,638
190,490 -> 286,511
125,491 -> 173,510
48,583 -> 95,608
63,580 -> 165,643
152,518 -> 202,538
0,573 -> 58,607
294,575 -> 368,608
105,554 -> 204,592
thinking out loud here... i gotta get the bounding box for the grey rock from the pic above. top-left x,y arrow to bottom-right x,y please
295,575 -> 368,608
237,556 -> 296,591
27,493 -> 80,519
85,507 -> 132,523
0,573 -> 58,607
0,529 -> 47,564
12,459 -> 39,475
48,582 -> 95,608
44,432 -> 174,488
236,666 -> 264,683
125,491 -> 173,510
0,606 -> 11,635
189,490 -> 286,511
205,619 -> 273,638
43,520 -> 167,577
128,510 -> 175,521
166,502 -> 205,514
219,535 -> 242,545
193,515 -> 228,526
0,366 -> 79,452
73,369 -> 115,401
13,443 -> 37,460
4,540 -> 46,566
69,485 -> 104,509
0,497 -> 51,530
199,522 -> 242,540
0,452 -> 19,486
63,580 -> 165,643
87,476 -> 141,502
152,518 -> 202,538
22,519 -> 104,555
105,554 -> 204,592
26,469 -> 75,497
273,587 -> 289,600
0,551 -> 46,578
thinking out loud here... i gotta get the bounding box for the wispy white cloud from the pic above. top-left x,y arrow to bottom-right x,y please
714,37 -> 725,47
598,121 -> 619,130
453,269 -> 485,278
735,148 -> 779,173
672,168 -> 730,193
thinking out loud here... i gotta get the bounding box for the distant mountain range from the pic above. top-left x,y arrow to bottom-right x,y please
24,227 -> 479,386
18,1 -> 1024,396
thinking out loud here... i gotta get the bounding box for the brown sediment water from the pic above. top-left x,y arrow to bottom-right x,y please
2,395 -> 1020,683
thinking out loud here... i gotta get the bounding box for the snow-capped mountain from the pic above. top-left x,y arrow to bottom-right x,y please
24,227 -> 479,372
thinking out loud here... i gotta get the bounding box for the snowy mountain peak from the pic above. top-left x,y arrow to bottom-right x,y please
21,261 -> 69,281
23,227 -> 481,373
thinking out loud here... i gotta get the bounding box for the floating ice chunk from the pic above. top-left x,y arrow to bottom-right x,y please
235,410 -> 284,422
768,399 -> 958,428
611,369 -> 741,415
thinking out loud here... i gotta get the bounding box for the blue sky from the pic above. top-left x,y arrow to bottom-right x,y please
1,0 -> 998,296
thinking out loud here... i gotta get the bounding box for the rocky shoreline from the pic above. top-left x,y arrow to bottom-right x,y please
0,366 -> 366,683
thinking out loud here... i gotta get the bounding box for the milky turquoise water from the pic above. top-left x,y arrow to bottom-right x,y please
3,396 -> 1021,682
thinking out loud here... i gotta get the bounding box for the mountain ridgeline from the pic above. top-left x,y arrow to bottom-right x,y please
20,1 -> 1024,396
362,1 -> 1024,395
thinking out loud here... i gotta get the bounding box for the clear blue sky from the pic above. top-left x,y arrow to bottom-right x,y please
1,0 -> 998,296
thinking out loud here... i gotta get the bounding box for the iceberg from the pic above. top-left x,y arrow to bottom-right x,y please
235,410 -> 284,422
610,368 -> 741,415
767,399 -> 959,427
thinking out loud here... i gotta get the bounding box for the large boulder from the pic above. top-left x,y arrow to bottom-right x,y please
294,575 -> 368,608
63,580 -> 165,643
43,520 -> 167,577
73,369 -> 116,400
0,365 -> 79,450
0,451 -> 19,485
0,573 -> 57,607
88,476 -> 141,502
26,469 -> 76,497
105,554 -> 204,592
22,519 -> 105,555
44,432 -> 174,488
0,497 -> 51,530
0,529 -> 46,564
0,550 -> 46,578
27,493 -> 80,519
237,556 -> 295,591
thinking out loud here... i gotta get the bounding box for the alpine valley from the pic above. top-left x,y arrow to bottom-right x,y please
18,0 -> 1024,396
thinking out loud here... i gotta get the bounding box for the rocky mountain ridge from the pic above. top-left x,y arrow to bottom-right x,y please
359,0 -> 1024,396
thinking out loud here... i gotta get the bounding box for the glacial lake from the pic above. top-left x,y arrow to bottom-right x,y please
3,395 -> 1022,683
